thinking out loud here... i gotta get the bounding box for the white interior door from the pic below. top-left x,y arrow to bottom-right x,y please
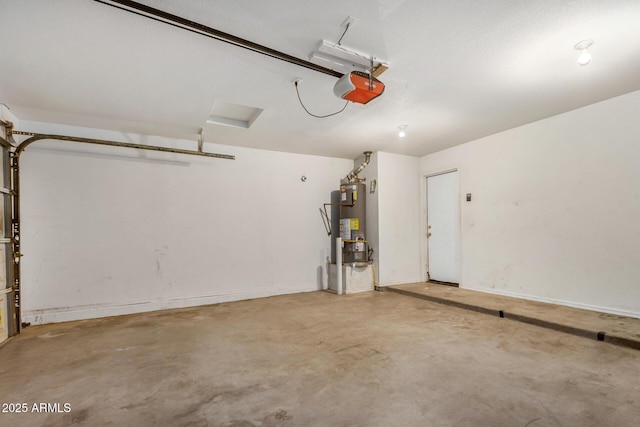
426,171 -> 460,283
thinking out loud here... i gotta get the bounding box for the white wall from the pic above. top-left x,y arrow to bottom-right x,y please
377,152 -> 421,285
344,151 -> 421,286
419,90 -> 640,318
20,122 -> 353,324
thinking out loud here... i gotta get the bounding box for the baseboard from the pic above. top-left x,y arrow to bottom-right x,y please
467,286 -> 640,319
22,284 -> 316,325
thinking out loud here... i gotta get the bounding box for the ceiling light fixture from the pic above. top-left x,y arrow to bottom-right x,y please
398,125 -> 407,138
574,39 -> 593,66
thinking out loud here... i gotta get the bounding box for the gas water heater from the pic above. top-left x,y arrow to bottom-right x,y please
322,152 -> 375,294
322,152 -> 372,265
339,182 -> 367,264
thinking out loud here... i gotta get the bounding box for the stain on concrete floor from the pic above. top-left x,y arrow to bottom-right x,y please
0,291 -> 639,426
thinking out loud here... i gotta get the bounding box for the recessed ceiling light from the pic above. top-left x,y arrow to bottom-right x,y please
398,125 -> 407,138
574,39 -> 593,66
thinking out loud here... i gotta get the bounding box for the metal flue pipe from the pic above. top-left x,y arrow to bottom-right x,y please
343,151 -> 372,183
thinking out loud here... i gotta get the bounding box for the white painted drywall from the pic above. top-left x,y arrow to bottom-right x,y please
377,152 -> 421,285
419,90 -> 640,318
19,122 -> 353,323
350,151 -> 421,286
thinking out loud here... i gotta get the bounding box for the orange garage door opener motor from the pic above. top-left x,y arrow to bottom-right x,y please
333,71 -> 385,105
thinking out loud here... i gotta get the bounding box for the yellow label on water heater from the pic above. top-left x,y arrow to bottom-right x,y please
351,218 -> 359,230
353,191 -> 357,201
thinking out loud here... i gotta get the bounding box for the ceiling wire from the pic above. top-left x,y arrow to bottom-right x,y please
295,81 -> 348,118
337,23 -> 350,45
332,20 -> 381,67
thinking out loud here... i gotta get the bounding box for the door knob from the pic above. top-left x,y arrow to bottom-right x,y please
427,232 -> 432,237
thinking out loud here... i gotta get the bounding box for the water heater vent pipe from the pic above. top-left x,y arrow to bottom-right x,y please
343,151 -> 372,183
336,237 -> 343,295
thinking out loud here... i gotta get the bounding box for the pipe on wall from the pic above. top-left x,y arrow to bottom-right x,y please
336,237 -> 343,295
343,151 -> 372,183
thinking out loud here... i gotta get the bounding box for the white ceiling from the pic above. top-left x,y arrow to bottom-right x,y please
1,0 -> 639,159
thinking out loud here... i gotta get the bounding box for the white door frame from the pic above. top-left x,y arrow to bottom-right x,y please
419,167 -> 461,283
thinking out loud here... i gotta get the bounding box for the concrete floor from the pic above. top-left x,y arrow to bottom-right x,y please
1,290 -> 639,426
389,283 -> 640,350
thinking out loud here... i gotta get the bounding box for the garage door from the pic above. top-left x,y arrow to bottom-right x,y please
0,125 -> 14,342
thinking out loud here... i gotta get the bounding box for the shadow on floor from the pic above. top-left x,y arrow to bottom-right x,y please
386,282 -> 640,351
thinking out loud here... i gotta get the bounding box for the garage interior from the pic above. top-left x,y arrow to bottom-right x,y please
1,1 -> 639,426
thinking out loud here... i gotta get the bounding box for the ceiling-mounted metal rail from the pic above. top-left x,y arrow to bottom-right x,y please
13,132 -> 235,160
93,0 -> 344,79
